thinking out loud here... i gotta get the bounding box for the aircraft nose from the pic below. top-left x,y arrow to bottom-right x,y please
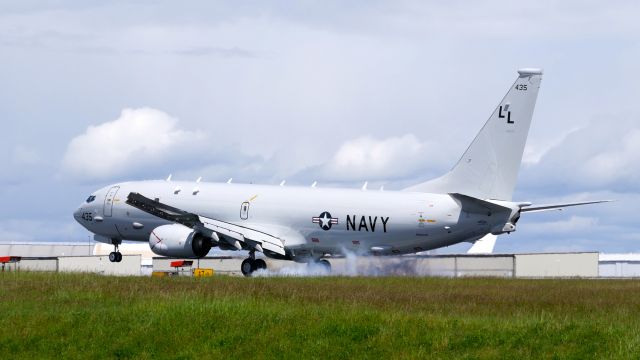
73,205 -> 83,222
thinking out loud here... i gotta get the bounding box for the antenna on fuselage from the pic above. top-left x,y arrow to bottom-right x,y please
311,181 -> 317,188
361,181 -> 368,191
279,180 -> 286,186
227,178 -> 233,184
166,174 -> 172,182
193,177 -> 201,195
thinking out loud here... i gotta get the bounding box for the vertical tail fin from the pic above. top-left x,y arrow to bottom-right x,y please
467,234 -> 498,254
406,68 -> 543,200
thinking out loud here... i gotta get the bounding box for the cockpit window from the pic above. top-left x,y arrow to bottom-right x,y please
86,195 -> 96,203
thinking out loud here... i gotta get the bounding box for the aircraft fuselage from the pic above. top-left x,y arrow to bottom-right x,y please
74,180 -> 501,260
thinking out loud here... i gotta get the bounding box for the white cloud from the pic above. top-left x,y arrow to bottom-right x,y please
522,126 -> 583,166
520,118 -> 640,192
581,128 -> 640,184
300,134 -> 442,182
333,134 -> 422,170
61,108 -> 204,179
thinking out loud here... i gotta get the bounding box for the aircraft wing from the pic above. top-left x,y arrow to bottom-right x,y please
125,192 -> 286,256
520,200 -> 613,213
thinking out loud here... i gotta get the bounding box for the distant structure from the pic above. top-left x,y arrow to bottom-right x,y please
2,242 -> 640,278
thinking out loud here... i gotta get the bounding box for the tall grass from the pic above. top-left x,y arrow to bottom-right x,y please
2,272 -> 640,359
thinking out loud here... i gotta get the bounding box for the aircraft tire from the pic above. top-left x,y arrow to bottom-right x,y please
241,258 -> 256,277
115,252 -> 123,262
255,259 -> 267,270
109,252 -> 117,263
318,259 -> 331,273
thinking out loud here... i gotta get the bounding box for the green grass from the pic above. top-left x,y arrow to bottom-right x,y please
2,273 -> 640,359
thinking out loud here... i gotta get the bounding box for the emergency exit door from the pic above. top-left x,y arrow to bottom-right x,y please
240,201 -> 250,220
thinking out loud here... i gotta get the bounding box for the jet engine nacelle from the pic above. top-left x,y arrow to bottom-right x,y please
149,224 -> 212,258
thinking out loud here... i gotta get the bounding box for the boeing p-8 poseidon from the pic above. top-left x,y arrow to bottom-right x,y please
74,68 -> 608,276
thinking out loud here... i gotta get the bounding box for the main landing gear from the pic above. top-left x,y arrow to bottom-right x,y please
241,251 -> 267,277
317,259 -> 331,273
309,259 -> 331,274
108,239 -> 122,263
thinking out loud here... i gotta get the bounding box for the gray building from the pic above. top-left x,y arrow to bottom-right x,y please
0,242 -> 626,278
599,254 -> 640,277
152,252 -> 600,278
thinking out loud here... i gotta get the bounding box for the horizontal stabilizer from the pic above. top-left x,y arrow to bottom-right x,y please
521,200 -> 613,213
449,193 -> 512,215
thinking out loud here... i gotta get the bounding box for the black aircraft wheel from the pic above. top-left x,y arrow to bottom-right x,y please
255,259 -> 267,270
318,259 -> 331,273
241,258 -> 256,277
116,252 -> 123,262
109,252 -> 117,263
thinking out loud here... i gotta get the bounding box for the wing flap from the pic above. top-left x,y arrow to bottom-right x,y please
198,216 -> 285,255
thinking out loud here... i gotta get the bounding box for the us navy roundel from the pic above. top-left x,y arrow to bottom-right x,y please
312,211 -> 339,231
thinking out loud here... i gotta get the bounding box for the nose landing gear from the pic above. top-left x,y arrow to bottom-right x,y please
108,239 -> 122,263
108,251 -> 122,263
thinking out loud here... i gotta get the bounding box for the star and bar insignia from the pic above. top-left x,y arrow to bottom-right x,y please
312,211 -> 339,231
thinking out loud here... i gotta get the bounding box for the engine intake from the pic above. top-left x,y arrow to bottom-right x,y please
149,224 -> 212,258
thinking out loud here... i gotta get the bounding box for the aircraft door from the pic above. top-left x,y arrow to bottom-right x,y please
240,201 -> 250,220
103,186 -> 120,217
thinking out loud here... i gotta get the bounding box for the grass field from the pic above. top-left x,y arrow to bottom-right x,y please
2,273 -> 640,359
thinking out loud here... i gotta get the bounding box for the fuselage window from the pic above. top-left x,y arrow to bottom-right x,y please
86,195 -> 96,203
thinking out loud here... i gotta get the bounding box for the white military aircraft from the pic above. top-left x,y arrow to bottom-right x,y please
74,68 -> 609,276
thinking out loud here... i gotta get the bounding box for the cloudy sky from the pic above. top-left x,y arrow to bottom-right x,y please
1,1 -> 639,253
